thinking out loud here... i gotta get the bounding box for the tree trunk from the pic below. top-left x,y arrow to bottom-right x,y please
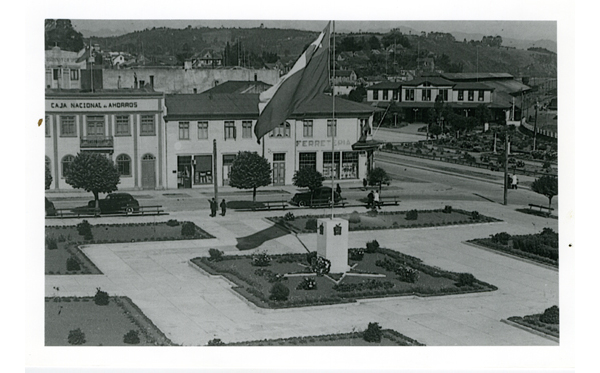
252,187 -> 257,204
548,196 -> 553,216
93,191 -> 100,217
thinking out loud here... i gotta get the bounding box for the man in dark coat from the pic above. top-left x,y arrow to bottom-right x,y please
220,199 -> 227,216
367,191 -> 374,209
209,198 -> 217,217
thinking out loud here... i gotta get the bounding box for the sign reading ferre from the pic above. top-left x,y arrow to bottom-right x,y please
296,139 -> 353,148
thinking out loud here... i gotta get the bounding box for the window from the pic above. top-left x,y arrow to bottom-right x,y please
299,152 -> 317,170
70,69 -> 79,80
273,153 -> 285,162
323,152 -> 341,179
303,120 -> 313,137
115,115 -> 130,136
341,151 -> 359,179
179,122 -> 190,139
373,90 -> 379,100
458,90 -> 464,101
327,119 -> 337,137
45,116 -> 50,137
439,89 -> 448,101
53,69 -> 59,80
86,115 -> 105,136
224,121 -> 236,140
405,89 -> 414,101
422,89 -> 431,101
60,115 -> 76,137
478,90 -> 485,101
45,156 -> 51,171
270,122 -> 290,137
197,121 -> 208,139
242,121 -> 253,138
383,90 -> 388,100
393,90 -> 398,101
140,115 -> 155,135
116,154 -> 131,176
61,155 -> 75,177
468,90 -> 474,101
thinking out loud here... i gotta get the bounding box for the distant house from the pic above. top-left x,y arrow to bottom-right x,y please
193,50 -> 223,68
417,57 -> 435,72
111,54 -> 126,67
332,70 -> 357,85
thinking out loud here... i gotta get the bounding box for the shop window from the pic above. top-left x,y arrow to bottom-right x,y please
341,151 -> 359,179
116,154 -> 131,176
327,119 -> 337,137
60,115 -> 76,137
299,152 -> 317,170
242,121 -> 252,138
198,121 -> 208,139
303,120 -> 313,138
115,115 -> 130,136
323,152 -> 341,179
193,155 -> 213,185
61,154 -> 75,177
140,115 -> 155,135
224,121 -> 236,140
179,122 -> 190,140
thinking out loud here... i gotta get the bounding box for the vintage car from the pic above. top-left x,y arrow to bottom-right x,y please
86,193 -> 140,214
289,186 -> 343,207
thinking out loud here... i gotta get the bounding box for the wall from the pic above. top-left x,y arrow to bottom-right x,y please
103,68 -> 280,94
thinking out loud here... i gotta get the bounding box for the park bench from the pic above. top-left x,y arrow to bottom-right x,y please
309,198 -> 347,208
528,204 -> 554,214
252,200 -> 289,211
365,196 -> 401,208
124,205 -> 165,215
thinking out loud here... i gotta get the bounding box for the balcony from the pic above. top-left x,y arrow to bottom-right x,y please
80,136 -> 114,150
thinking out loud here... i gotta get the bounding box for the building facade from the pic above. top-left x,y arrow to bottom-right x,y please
45,88 -> 167,191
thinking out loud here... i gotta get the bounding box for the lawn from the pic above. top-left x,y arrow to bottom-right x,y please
45,296 -> 175,346
45,239 -> 101,275
269,208 -> 499,234
191,246 -> 497,309
506,307 -> 559,339
222,329 -> 425,346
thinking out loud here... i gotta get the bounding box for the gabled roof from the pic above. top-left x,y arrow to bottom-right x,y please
453,82 -> 494,90
202,81 -> 272,94
402,76 -> 455,87
441,72 -> 514,81
334,70 -> 355,77
366,81 -> 402,90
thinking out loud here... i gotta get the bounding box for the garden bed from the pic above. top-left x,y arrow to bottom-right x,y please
190,246 -> 497,309
269,208 -> 500,234
506,306 -> 559,339
221,329 -> 424,346
467,229 -> 558,268
45,296 -> 176,346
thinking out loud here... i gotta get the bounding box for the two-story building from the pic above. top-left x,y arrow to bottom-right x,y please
45,87 -> 167,191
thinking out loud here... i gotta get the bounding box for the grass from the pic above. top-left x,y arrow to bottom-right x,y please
191,248 -> 497,309
45,236 -> 102,275
515,208 -> 557,220
269,209 -> 499,234
45,296 -> 175,346
223,329 -> 425,346
507,314 -> 559,339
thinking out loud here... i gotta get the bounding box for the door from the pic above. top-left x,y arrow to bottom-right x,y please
222,154 -> 236,186
272,153 -> 286,186
141,154 -> 156,189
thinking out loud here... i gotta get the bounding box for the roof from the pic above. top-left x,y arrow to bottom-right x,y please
367,81 -> 402,90
202,81 -> 272,94
334,70 -> 355,77
453,82 -> 495,90
45,87 -> 163,98
441,72 -> 514,81
164,93 -> 381,121
403,76 -> 455,87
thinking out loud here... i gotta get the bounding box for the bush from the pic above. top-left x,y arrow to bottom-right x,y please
491,232 -> 512,245
471,211 -> 480,220
365,240 -> 380,253
76,220 -> 92,237
94,288 -> 109,306
166,219 -> 179,226
123,330 -> 140,345
46,235 -> 58,250
181,222 -> 196,237
207,338 -> 225,346
283,212 -> 295,221
311,256 -> 331,275
539,305 -> 559,324
269,282 -> 290,301
406,210 -> 418,220
296,277 -> 317,290
66,256 -> 81,271
348,211 -> 361,224
349,248 -> 365,261
443,205 -> 452,214
251,251 -> 272,267
208,248 -> 224,262
396,267 -> 419,283
456,273 -> 476,287
363,322 -> 383,343
305,218 -> 318,231
306,251 -> 318,265
67,328 -> 86,345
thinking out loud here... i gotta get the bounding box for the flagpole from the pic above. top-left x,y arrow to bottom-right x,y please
330,21 -> 335,220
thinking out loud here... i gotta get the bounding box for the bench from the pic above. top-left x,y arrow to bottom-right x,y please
125,205 -> 165,215
309,198 -> 347,208
528,204 -> 554,214
252,200 -> 288,211
366,196 -> 401,208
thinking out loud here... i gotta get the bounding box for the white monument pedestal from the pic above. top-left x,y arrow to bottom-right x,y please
316,218 -> 349,273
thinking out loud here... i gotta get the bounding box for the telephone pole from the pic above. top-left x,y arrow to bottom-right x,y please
503,133 -> 509,206
213,139 -> 219,202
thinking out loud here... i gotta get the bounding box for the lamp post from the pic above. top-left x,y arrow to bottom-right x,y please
413,108 -> 419,123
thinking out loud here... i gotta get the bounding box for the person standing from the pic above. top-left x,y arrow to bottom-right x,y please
373,190 -> 381,210
220,199 -> 227,216
208,198 -> 216,217
512,174 -> 518,190
362,178 -> 368,190
367,190 -> 374,209
336,183 -> 342,198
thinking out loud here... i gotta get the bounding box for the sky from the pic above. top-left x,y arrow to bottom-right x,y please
71,19 -> 557,42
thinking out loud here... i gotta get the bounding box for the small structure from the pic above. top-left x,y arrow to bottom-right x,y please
316,218 -> 349,273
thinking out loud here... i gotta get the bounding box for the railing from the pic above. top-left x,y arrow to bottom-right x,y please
80,136 -> 114,148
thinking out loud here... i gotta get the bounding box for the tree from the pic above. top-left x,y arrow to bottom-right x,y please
367,35 -> 381,50
228,151 -> 272,204
363,322 -> 383,343
64,152 -> 120,214
45,164 -> 53,190
531,175 -> 558,213
348,86 -> 367,103
45,19 -> 84,51
292,167 -> 324,192
474,104 -> 492,130
367,167 -> 391,193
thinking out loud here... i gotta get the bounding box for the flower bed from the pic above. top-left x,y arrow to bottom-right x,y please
45,296 -> 176,346
506,307 -> 559,339
268,209 -> 500,234
222,329 -> 425,346
468,228 -> 558,268
45,233 -> 101,275
191,247 -> 497,309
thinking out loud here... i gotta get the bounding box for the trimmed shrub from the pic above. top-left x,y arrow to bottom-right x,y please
166,219 -> 179,226
123,330 -> 140,345
208,248 -> 224,262
181,222 -> 196,237
296,277 -> 317,290
269,282 -> 290,301
67,328 -> 86,345
491,232 -> 512,245
456,273 -> 476,287
396,267 -> 419,283
46,235 -> 58,250
283,212 -> 295,221
349,248 -> 365,261
348,211 -> 361,224
443,205 -> 453,214
365,240 -> 380,253
363,322 -> 383,343
251,251 -> 272,267
66,257 -> 81,271
471,211 -> 480,220
76,220 -> 92,237
311,256 -> 331,275
405,209 -> 418,220
94,288 -> 109,306
305,218 -> 318,231
207,338 -> 225,346
539,305 -> 559,324
306,251 -> 318,265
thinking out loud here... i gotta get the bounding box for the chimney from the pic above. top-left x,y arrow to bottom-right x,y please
149,75 -> 154,89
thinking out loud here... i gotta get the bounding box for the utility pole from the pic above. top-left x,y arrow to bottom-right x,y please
213,139 -> 218,203
503,133 -> 509,206
533,101 -> 539,151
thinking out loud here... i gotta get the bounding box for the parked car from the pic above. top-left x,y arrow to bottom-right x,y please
289,186 -> 342,207
45,197 -> 56,217
86,193 -> 140,214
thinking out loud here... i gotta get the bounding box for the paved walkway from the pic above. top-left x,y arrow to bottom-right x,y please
45,199 -> 558,346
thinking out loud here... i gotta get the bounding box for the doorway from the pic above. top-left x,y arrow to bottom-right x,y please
141,153 -> 156,189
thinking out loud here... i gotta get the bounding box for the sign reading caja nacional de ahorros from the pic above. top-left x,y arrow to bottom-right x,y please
46,99 -> 159,112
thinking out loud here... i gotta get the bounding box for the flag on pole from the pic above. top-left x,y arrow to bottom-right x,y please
254,22 -> 331,141
76,45 -> 91,63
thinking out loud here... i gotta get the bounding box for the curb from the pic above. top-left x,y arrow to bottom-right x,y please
500,319 -> 559,343
462,241 -> 558,272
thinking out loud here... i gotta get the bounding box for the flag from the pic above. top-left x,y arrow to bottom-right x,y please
76,45 -> 91,63
254,22 -> 331,141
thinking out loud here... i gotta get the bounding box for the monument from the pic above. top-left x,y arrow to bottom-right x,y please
316,217 -> 349,273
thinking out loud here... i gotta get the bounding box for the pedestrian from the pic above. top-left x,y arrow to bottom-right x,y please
220,199 -> 227,216
208,198 -> 217,217
373,190 -> 381,210
367,190 -> 374,209
362,178 -> 367,190
512,174 -> 518,190
336,183 -> 342,198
